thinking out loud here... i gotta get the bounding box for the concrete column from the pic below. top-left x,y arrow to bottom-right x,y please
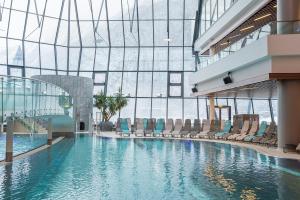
47,118 -> 52,145
278,80 -> 300,150
5,117 -> 13,162
277,0 -> 300,34
209,96 -> 215,122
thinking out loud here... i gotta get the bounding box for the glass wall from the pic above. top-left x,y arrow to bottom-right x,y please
0,0 -> 277,123
0,75 -> 72,124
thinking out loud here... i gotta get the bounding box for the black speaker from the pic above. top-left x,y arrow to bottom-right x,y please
223,73 -> 233,84
192,87 -> 198,93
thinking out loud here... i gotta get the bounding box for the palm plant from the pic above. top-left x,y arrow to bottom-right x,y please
94,88 -> 128,122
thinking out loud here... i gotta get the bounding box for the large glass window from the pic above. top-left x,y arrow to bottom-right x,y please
0,0 -> 201,123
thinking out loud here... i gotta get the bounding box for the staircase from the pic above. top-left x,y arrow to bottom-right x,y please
14,117 -> 48,133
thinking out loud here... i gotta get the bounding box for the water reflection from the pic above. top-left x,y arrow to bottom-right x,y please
0,137 -> 299,199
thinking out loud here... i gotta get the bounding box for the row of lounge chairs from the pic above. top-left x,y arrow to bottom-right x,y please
116,118 -> 278,146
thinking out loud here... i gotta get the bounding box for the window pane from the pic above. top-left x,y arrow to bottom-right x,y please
168,98 -> 182,119
236,99 -> 250,114
253,100 -> 271,122
136,98 -> 151,118
153,72 -> 167,97
120,98 -> 135,123
94,73 -> 106,84
198,98 -> 207,120
170,73 -> 182,84
152,98 -> 166,119
122,72 -> 137,97
137,72 -> 152,97
169,86 -> 181,97
184,99 -> 197,120
107,72 -> 122,96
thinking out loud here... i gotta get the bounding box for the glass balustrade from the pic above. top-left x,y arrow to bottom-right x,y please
197,21 -> 300,70
0,75 -> 73,124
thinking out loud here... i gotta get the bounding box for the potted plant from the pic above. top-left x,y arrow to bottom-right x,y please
94,88 -> 128,131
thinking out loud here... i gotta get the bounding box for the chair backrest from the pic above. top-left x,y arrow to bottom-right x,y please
202,119 -> 210,131
183,119 -> 192,131
143,118 -> 148,129
249,120 -> 259,134
240,120 -> 250,134
257,121 -> 267,136
266,121 -> 276,134
135,118 -> 143,130
193,119 -> 201,132
146,118 -> 155,131
116,118 -> 121,130
155,118 -> 165,131
174,119 -> 183,131
121,118 -> 129,131
165,119 -> 174,131
127,118 -> 131,131
223,120 -> 231,133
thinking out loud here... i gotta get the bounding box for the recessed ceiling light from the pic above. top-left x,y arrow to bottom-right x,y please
240,25 -> 254,32
229,34 -> 241,39
254,14 -> 272,21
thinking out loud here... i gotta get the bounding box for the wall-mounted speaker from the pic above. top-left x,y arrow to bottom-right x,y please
192,87 -> 198,93
223,72 -> 233,84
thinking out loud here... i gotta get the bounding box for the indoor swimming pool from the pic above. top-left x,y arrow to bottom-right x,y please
0,135 -> 299,199
0,134 -> 48,161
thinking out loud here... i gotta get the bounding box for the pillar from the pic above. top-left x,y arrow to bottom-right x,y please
277,0 -> 300,34
47,118 -> 52,145
5,117 -> 13,162
209,96 -> 215,121
278,80 -> 300,150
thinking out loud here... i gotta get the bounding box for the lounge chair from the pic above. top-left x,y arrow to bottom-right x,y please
163,119 -> 174,137
262,130 -> 278,146
153,118 -> 164,137
198,119 -> 211,138
120,118 -> 131,137
236,120 -> 258,141
171,119 -> 183,138
145,118 -> 156,137
207,120 -> 224,139
222,120 -> 239,140
214,120 -> 231,139
135,118 -> 146,137
180,119 -> 192,138
258,122 -> 277,144
228,120 -> 250,140
252,122 -> 276,143
115,118 -> 121,135
244,121 -> 267,142
189,119 -> 201,138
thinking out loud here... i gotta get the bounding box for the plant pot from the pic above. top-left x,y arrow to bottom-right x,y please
99,121 -> 114,131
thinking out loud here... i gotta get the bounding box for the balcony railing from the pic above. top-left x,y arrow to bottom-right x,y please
197,21 -> 300,70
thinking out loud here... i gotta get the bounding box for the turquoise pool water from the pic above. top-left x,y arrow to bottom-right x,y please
0,135 -> 300,199
0,134 -> 47,160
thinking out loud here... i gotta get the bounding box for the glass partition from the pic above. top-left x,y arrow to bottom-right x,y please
0,75 -> 73,124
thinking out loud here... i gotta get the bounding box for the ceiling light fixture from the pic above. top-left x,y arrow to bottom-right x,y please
229,34 -> 241,39
254,13 -> 272,21
164,38 -> 172,42
220,42 -> 229,46
240,25 -> 254,32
